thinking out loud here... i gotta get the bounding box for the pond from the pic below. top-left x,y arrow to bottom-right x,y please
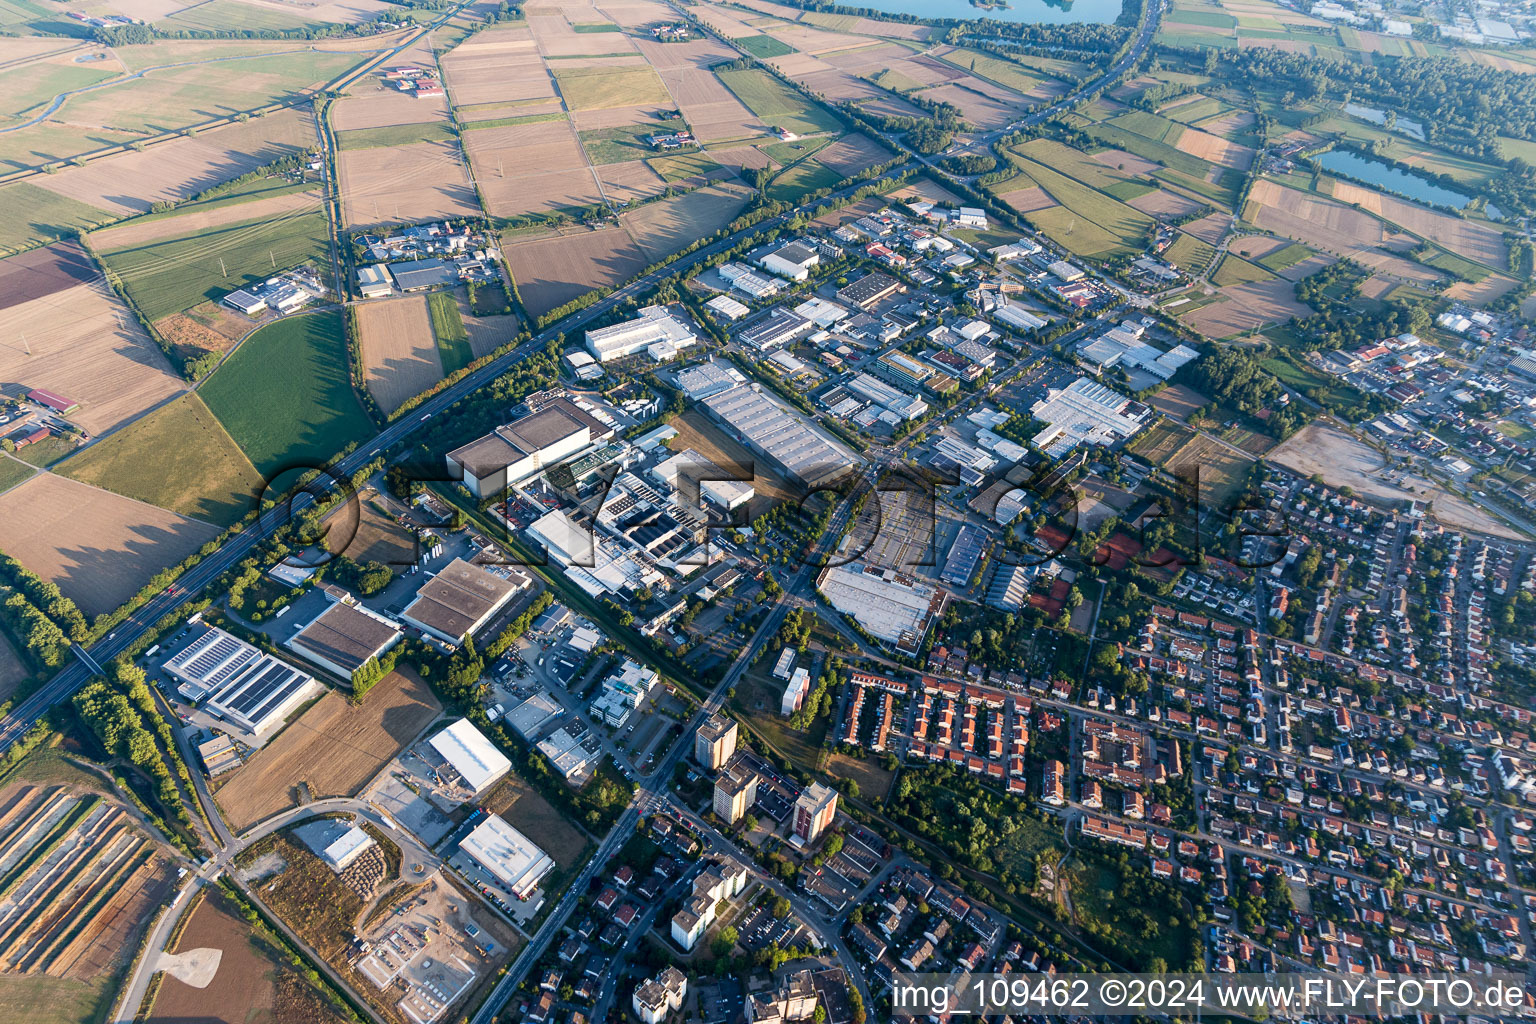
843,0 -> 1123,25
1314,148 -> 1481,212
1343,101 -> 1426,141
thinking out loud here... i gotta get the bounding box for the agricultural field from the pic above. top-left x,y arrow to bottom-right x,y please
337,139 -> 480,229
1164,233 -> 1217,275
325,492 -> 418,566
552,65 -> 670,110
197,310 -> 375,478
56,393 -> 264,528
1209,253 -> 1275,287
579,117 -> 686,164
716,67 -> 842,135
503,226 -> 649,318
482,772 -> 590,872
336,120 -> 457,150
215,668 -> 441,833
428,291 -> 474,374
0,472 -> 218,617
1327,178 -> 1508,268
1243,180 -> 1439,284
1180,278 -> 1310,337
622,183 -> 750,261
462,118 -> 599,219
1163,432 -> 1255,506
0,182 -> 116,257
145,889 -> 349,1024
0,242 -> 185,435
766,158 -> 843,201
1002,150 -> 1155,258
0,783 -> 178,1024
647,150 -> 725,182
95,199 -> 328,322
355,295 -> 444,415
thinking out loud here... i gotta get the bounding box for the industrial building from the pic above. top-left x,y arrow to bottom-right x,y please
992,301 -> 1048,332
504,689 -> 563,740
705,294 -> 749,321
872,349 -> 934,391
429,718 -> 511,796
322,824 -> 376,871
695,713 -> 737,769
941,525 -> 988,588
835,271 -> 902,309
1074,320 -> 1200,381
792,782 -> 838,846
845,373 -> 928,422
701,383 -> 859,491
758,240 -> 819,281
536,727 -> 596,780
675,360 -> 747,401
736,306 -> 811,351
718,261 -> 780,298
285,599 -> 402,683
459,813 -> 555,900
584,305 -> 697,362
356,265 -> 393,298
816,562 -> 945,655
649,448 -> 754,511
1029,377 -> 1150,456
164,625 -> 319,736
390,258 -> 457,291
445,397 -> 615,497
400,558 -> 530,644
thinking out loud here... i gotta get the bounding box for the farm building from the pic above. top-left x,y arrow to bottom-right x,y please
284,599 -> 403,682
26,388 -> 80,415
701,382 -> 860,490
445,397 -> 616,497
164,625 -> 320,736
459,812 -> 555,900
429,718 -> 511,795
585,305 -> 697,363
400,557 -> 530,644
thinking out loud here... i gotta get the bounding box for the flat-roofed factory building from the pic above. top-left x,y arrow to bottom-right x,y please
401,558 -> 530,644
284,599 -> 403,684
164,625 -> 320,737
429,718 -> 512,796
445,397 -> 615,498
701,383 -> 859,491
459,812 -> 555,901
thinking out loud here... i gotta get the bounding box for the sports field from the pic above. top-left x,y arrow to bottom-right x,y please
198,310 -> 375,477
57,393 -> 264,527
97,207 -> 329,321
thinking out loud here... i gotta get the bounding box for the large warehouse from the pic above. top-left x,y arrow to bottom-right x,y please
429,718 -> 511,796
817,562 -> 945,655
585,304 -> 697,362
400,558 -> 530,644
1029,377 -> 1150,457
649,448 -> 754,512
164,625 -> 320,736
459,813 -> 555,901
701,383 -> 860,491
285,599 -> 402,682
445,397 -> 615,497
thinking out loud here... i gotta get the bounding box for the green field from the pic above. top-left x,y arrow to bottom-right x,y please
1256,241 -> 1312,272
1165,8 -> 1237,28
1165,232 -> 1217,274
760,135 -> 833,165
1015,138 -> 1132,191
552,66 -> 670,110
428,292 -> 473,374
572,20 -> 619,31
579,117 -> 686,164
0,455 -> 33,495
0,181 -> 115,255
1109,110 -> 1186,144
1210,253 -> 1275,286
5,62 -> 118,118
765,158 -> 843,201
647,151 -> 723,181
57,392 -> 264,527
1420,247 -> 1492,282
1105,179 -> 1157,200
11,433 -> 79,468
939,48 -> 1043,96
716,67 -> 842,135
461,111 -> 566,130
1085,122 -> 1216,180
1005,151 -> 1154,258
737,34 -> 794,57
336,121 -> 456,150
867,67 -> 924,93
158,0 -> 326,31
97,207 -> 328,320
198,310 -> 375,477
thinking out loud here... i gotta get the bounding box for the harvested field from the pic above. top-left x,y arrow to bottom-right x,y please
553,65 -> 667,110
570,104 -> 661,130
57,393 -> 264,527
146,890 -> 348,1024
503,226 -> 648,318
886,176 -> 963,205
331,79 -> 450,130
915,80 -> 1024,128
598,159 -> 668,203
1173,126 -> 1254,169
1246,179 -> 1391,258
663,66 -> 763,143
1229,235 -> 1288,261
1444,272 -> 1520,304
998,186 -> 1057,213
462,305 -> 520,359
1181,278 -> 1309,337
1164,432 -> 1254,506
324,492 -> 417,566
338,139 -> 479,228
355,295 -> 443,415
215,668 -> 441,833
1329,179 -> 1508,267
88,187 -> 321,251
1269,420 -> 1523,540
1149,382 -> 1209,421
0,246 -> 184,436
1180,211 -> 1231,244
462,119 -> 596,218
0,473 -> 217,617
707,145 -> 775,174
30,108 -> 318,216
482,773 -> 589,871
811,132 -> 888,175
622,183 -> 749,261
1092,148 -> 1160,176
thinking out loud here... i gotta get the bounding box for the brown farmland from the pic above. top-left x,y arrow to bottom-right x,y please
0,473 -> 217,617
215,668 -> 442,833
1330,179 -> 1507,267
622,183 -> 750,261
338,139 -> 480,228
812,133 -> 888,175
355,295 -> 443,414
89,188 -> 322,250
504,226 -> 648,317
1180,279 -> 1310,338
